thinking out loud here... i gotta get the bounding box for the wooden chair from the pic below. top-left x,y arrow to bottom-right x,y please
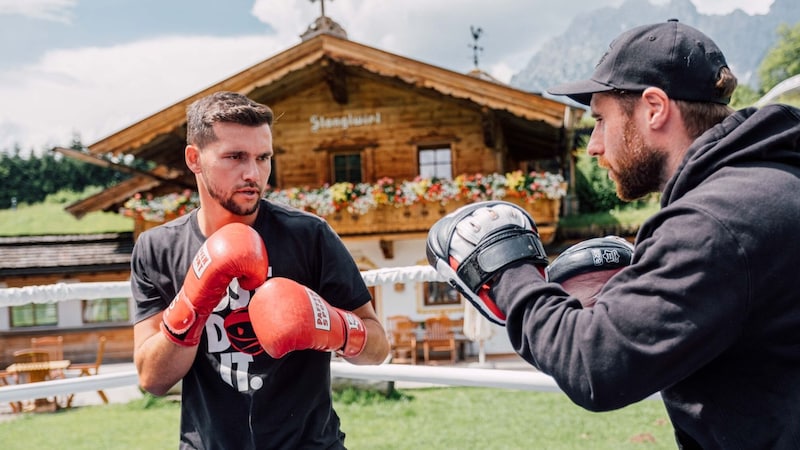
386,315 -> 418,364
31,335 -> 65,379
12,349 -> 55,411
66,336 -> 109,407
422,315 -> 457,364
0,369 -> 22,413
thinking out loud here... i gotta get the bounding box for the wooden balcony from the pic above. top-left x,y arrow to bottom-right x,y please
311,196 -> 560,243
133,197 -> 561,244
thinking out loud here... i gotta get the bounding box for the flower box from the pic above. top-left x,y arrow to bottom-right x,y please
322,196 -> 560,243
121,171 -> 565,243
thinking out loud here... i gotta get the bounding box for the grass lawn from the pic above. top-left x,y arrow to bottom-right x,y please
0,387 -> 675,449
0,190 -> 133,236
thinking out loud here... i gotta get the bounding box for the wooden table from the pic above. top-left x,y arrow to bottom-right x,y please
6,360 -> 71,378
413,329 -> 471,362
5,360 -> 71,411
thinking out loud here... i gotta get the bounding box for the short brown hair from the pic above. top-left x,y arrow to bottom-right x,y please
674,67 -> 737,139
186,91 -> 274,148
613,67 -> 736,139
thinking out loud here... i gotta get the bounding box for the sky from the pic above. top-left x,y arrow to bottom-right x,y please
0,0 -> 775,155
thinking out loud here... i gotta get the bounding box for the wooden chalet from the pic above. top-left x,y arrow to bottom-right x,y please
6,14 -> 584,361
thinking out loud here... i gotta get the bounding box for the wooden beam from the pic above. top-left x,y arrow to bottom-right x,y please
322,58 -> 348,104
481,107 -> 496,148
52,147 -> 194,189
379,239 -> 394,259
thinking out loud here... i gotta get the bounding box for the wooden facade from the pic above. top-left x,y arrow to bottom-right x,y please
62,30 -> 583,219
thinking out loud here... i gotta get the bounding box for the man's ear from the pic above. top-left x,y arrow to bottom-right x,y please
641,87 -> 670,130
185,144 -> 202,174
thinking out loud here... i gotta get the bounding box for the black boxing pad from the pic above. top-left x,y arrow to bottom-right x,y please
546,236 -> 634,307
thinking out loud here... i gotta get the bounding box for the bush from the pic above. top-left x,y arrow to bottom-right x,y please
575,151 -> 624,213
574,150 -> 657,214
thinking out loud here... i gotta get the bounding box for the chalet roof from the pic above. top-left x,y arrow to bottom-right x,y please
0,233 -> 133,277
64,33 -> 583,218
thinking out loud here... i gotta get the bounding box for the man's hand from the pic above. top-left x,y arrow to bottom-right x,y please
249,277 -> 367,359
161,223 -> 269,346
426,200 -> 548,325
545,236 -> 633,307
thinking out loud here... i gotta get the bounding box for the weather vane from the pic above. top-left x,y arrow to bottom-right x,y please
311,0 -> 331,17
469,25 -> 484,69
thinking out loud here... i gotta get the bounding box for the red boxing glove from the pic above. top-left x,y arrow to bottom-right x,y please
161,223 -> 268,346
249,277 -> 367,359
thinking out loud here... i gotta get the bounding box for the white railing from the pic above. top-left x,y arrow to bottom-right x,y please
0,363 -> 569,403
0,266 -> 661,405
0,266 -> 446,306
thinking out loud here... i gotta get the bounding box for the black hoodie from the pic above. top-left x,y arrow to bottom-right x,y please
493,104 -> 800,449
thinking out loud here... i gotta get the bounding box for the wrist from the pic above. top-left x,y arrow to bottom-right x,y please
161,291 -> 210,347
490,261 -> 545,313
336,310 -> 367,357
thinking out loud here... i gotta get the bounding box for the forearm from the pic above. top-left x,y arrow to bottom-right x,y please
134,316 -> 198,396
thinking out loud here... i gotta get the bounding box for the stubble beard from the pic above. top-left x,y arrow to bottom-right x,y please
603,119 -> 666,202
202,171 -> 262,216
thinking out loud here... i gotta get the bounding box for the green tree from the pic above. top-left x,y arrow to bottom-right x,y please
0,136 -> 134,209
730,84 -> 760,109
758,23 -> 800,95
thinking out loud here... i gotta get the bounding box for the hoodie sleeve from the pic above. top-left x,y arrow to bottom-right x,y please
492,203 -> 750,411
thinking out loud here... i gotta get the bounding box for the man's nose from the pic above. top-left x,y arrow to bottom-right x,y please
242,158 -> 259,180
586,130 -> 602,157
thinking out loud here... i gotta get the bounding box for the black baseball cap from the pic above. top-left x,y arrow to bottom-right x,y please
548,19 -> 731,106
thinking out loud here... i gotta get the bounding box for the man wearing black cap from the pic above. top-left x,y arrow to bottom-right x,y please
426,20 -> 800,449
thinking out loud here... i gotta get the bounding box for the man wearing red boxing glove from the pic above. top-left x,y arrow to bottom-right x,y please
132,91 -> 389,450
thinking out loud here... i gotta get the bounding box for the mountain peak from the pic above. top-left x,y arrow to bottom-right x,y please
511,0 -> 798,96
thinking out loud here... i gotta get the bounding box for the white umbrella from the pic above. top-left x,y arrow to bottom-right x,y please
462,302 -> 495,366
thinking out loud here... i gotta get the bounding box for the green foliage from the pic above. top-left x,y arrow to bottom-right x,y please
559,202 -> 660,233
758,23 -> 800,95
0,138 -> 134,209
730,83 -> 761,109
574,150 -> 627,213
0,387 -> 675,449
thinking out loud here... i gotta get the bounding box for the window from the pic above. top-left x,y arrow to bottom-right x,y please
332,152 -> 362,183
419,147 -> 452,180
82,298 -> 130,324
10,303 -> 58,327
423,282 -> 461,307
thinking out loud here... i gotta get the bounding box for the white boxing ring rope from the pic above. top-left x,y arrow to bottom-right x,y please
0,266 -> 446,307
0,265 -> 660,404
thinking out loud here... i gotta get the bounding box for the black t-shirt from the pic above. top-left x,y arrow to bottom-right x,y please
131,200 -> 372,450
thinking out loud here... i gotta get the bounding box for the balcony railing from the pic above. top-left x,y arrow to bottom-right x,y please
320,197 -> 561,243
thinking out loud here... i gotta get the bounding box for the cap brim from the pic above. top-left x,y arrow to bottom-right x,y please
547,79 -> 614,106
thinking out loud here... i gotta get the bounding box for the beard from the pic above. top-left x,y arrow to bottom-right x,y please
201,171 -> 262,216
600,118 -> 667,201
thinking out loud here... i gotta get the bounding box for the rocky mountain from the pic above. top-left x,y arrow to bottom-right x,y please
511,0 -> 800,97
